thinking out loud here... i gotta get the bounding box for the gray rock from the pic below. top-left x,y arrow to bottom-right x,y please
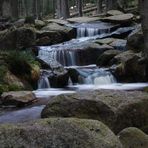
0,118 -> 122,148
107,10 -> 124,16
97,49 -> 121,66
1,91 -> 36,107
118,127 -> 148,148
67,16 -> 100,23
102,13 -> 134,23
111,50 -> 146,82
41,90 -> 148,134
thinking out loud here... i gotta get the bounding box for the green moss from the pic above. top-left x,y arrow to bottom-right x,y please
0,66 -> 7,83
8,84 -> 23,91
4,51 -> 37,76
0,84 -> 9,95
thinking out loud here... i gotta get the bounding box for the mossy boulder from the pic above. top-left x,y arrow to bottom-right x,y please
118,127 -> 148,148
0,26 -> 36,50
41,90 -> 148,134
41,22 -> 76,41
97,49 -> 121,67
127,26 -> 144,52
0,118 -> 122,148
111,50 -> 146,82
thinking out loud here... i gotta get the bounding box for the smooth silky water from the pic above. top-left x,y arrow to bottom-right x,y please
0,22 -> 148,123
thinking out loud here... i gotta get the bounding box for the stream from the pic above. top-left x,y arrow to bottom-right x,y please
0,21 -> 148,124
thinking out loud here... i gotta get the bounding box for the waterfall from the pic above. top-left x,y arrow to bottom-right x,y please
77,27 -> 111,38
75,21 -> 117,38
38,76 -> 50,89
76,67 -> 116,85
38,70 -> 51,89
38,47 -> 77,66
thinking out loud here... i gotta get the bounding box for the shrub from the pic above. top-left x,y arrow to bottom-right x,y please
5,51 -> 36,76
0,65 -> 7,83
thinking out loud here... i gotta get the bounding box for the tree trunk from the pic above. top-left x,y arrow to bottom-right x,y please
56,0 -> 70,19
106,0 -> 117,11
77,0 -> 83,16
97,0 -> 103,14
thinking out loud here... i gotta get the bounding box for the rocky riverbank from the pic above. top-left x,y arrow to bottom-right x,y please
0,9 -> 148,147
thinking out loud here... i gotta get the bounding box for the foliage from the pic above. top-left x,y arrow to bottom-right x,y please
0,65 -> 7,83
8,84 -> 23,91
4,51 -> 37,76
0,85 -> 9,95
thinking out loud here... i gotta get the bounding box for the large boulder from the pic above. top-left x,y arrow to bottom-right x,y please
0,118 -> 122,148
111,50 -> 146,82
127,26 -> 144,52
41,90 -> 148,134
41,22 -> 76,40
97,49 -> 121,67
118,127 -> 148,148
0,91 -> 36,107
0,26 -> 36,50
36,30 -> 64,45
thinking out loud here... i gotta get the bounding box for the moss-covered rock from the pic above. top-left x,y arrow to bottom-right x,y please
118,127 -> 148,148
111,50 -> 146,82
97,49 -> 121,67
41,90 -> 148,134
0,118 -> 122,148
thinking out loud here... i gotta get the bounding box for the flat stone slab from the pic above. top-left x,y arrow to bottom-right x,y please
67,16 -> 100,23
102,13 -> 134,23
107,10 -> 124,16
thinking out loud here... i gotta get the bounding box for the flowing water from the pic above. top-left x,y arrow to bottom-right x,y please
0,21 -> 147,124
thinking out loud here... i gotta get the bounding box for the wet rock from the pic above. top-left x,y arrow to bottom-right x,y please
107,10 -> 124,16
72,42 -> 113,65
127,26 -> 144,52
41,90 -> 148,134
118,127 -> 148,148
97,49 -> 121,67
0,91 -> 36,107
110,27 -> 134,38
37,57 -> 69,88
95,38 -> 116,45
0,26 -> 36,50
102,13 -> 134,23
109,39 -> 127,50
36,36 -> 51,46
67,16 -> 100,23
111,51 -> 146,82
41,22 -> 76,40
36,30 -> 64,45
0,118 -> 122,148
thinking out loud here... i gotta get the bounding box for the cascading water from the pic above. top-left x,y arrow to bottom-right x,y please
72,66 -> 116,85
38,70 -> 51,89
75,21 -> 118,38
38,46 -> 77,66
